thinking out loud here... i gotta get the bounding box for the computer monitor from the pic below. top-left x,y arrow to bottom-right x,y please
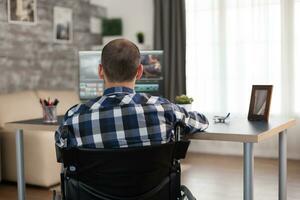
79,50 -> 164,100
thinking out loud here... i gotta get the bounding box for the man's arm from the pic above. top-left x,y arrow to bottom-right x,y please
173,104 -> 209,134
55,124 -> 68,148
54,125 -> 68,163
54,104 -> 80,162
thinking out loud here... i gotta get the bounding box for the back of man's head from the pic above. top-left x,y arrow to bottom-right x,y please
101,39 -> 141,82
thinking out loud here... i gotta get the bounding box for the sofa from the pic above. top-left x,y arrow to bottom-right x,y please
0,90 -> 80,187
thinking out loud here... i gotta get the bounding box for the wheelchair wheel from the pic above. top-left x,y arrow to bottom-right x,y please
52,190 -> 62,200
179,185 -> 197,200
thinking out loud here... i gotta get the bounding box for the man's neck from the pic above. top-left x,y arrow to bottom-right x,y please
105,81 -> 135,90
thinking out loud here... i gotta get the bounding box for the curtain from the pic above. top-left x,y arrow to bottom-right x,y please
154,0 -> 186,101
186,0 -> 299,117
295,0 -> 300,114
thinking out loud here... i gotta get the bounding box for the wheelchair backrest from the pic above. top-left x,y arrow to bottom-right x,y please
59,141 -> 190,200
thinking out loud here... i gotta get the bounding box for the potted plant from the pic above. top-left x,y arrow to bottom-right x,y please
102,18 -> 123,36
136,32 -> 144,44
175,95 -> 194,111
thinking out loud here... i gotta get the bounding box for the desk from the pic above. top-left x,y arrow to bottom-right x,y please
188,117 -> 296,200
5,116 -> 64,200
5,117 -> 296,200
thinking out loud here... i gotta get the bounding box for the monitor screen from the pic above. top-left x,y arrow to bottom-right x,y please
79,50 -> 164,100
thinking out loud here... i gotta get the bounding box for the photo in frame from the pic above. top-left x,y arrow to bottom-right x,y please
248,85 -> 273,121
7,0 -> 37,24
53,7 -> 73,43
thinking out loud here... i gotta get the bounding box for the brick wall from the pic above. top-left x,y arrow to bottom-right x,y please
0,0 -> 106,93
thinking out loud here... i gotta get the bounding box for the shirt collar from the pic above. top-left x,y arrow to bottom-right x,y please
103,87 -> 135,96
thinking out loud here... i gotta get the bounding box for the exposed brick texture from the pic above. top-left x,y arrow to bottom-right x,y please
0,0 -> 106,93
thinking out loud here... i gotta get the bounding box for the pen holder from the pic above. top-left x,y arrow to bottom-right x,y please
43,105 -> 57,123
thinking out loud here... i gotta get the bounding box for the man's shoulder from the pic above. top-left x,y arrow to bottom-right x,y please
64,96 -> 101,118
131,93 -> 172,105
63,94 -> 175,119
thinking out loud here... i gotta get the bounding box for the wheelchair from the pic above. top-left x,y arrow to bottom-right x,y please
53,127 -> 196,200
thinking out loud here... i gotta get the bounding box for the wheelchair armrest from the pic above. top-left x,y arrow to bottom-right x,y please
56,144 -> 63,163
174,140 -> 190,160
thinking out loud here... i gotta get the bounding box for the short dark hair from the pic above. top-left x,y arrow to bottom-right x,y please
101,39 -> 141,82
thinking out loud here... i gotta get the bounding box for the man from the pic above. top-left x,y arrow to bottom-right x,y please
55,39 -> 209,149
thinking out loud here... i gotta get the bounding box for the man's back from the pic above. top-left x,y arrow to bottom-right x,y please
55,87 -> 208,148
56,39 -> 208,148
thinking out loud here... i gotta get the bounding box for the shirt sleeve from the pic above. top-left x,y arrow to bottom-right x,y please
54,104 -> 80,148
172,104 -> 209,134
55,123 -> 68,148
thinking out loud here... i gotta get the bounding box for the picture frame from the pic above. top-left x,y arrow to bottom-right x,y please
53,6 -> 73,43
248,85 -> 273,121
7,0 -> 37,25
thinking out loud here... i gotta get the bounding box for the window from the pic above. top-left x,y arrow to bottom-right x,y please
186,0 -> 298,116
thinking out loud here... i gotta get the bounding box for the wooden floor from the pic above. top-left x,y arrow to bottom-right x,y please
0,153 -> 300,200
181,153 -> 300,200
0,182 -> 52,200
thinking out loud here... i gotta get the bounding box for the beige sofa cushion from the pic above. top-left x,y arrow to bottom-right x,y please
0,91 -> 41,128
1,129 -> 60,187
0,90 -> 79,186
36,90 -> 80,116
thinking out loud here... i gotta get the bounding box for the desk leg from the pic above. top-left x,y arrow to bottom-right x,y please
16,129 -> 26,200
279,130 -> 287,200
244,142 -> 254,200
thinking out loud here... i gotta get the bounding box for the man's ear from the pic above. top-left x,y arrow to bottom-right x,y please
136,64 -> 143,80
98,64 -> 104,80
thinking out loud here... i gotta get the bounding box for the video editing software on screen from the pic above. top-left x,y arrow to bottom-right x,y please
79,50 -> 164,100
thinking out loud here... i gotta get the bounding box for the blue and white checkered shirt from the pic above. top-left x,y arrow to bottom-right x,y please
55,87 -> 209,148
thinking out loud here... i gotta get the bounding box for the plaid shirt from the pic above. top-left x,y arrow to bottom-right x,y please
55,87 -> 209,148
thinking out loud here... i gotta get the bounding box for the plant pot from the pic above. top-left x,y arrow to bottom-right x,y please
137,33 -> 144,44
177,104 -> 192,112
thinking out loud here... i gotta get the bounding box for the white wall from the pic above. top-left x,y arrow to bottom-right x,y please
90,0 -> 154,48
